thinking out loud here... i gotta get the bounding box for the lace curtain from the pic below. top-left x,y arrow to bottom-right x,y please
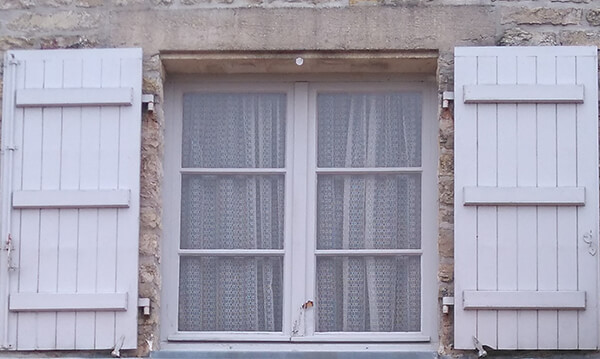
316,93 -> 422,332
178,93 -> 285,332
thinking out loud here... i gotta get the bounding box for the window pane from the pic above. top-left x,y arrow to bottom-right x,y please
317,92 -> 421,168
179,256 -> 283,332
316,256 -> 420,332
181,174 -> 284,249
317,174 -> 421,249
182,93 -> 286,168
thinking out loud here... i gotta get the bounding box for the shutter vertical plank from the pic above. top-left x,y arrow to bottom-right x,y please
36,58 -> 63,349
475,55 -> 498,349
114,56 -> 141,350
17,58 -> 45,350
6,55 -> 26,350
495,55 -> 518,349
453,54 -> 478,349
536,55 -> 559,349
515,55 -> 539,349
555,56 -> 578,349
75,56 -> 102,349
576,55 -> 599,350
94,57 -> 121,349
55,58 -> 83,349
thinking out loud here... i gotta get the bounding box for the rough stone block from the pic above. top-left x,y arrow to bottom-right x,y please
0,0 -> 34,10
35,0 -> 73,6
39,35 -> 95,49
503,7 -> 582,25
498,28 -> 558,46
0,36 -> 33,51
587,9 -> 600,26
8,11 -> 101,32
75,0 -> 104,7
559,30 -> 600,46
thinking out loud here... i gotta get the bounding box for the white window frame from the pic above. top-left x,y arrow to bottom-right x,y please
161,76 -> 438,347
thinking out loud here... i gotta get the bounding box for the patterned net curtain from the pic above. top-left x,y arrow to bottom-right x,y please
316,93 -> 422,332
178,93 -> 286,332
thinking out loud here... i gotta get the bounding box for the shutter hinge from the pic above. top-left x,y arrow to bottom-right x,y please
442,296 -> 454,314
7,54 -> 20,67
3,234 -> 16,271
138,297 -> 151,316
442,91 -> 454,108
142,94 -> 155,112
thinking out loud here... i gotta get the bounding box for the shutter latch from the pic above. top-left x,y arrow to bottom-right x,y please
583,230 -> 596,256
473,336 -> 488,358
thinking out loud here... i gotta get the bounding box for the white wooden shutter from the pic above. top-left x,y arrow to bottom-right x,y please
454,46 -> 599,350
0,48 -> 142,350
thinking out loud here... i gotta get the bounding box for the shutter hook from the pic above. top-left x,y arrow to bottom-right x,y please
583,231 -> 596,256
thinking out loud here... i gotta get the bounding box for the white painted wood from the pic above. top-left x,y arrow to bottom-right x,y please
290,82 -> 309,337
12,190 -> 131,209
0,51 -> 22,350
16,87 -> 133,107
114,54 -> 142,350
16,57 -> 44,350
453,53 -> 478,350
463,187 -> 585,206
55,57 -> 83,349
36,56 -> 63,349
536,53 -> 559,350
463,84 -> 584,104
575,54 -> 599,350
556,55 -> 579,349
9,293 -> 128,311
463,291 -> 586,310
454,46 -> 599,350
474,54 -> 498,349
496,53 -> 518,350
95,54 -> 121,349
1,48 -> 142,351
514,55 -> 539,350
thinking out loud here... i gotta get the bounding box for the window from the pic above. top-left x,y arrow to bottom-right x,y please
162,79 -> 437,344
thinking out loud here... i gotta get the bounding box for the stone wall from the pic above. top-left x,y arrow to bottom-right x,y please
0,0 -> 599,357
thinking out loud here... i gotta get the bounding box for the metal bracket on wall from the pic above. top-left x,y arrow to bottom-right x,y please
142,94 -> 155,112
442,91 -> 454,109
138,297 -> 151,316
442,296 -> 454,314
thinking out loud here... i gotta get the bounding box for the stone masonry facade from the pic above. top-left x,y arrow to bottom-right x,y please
0,0 -> 599,357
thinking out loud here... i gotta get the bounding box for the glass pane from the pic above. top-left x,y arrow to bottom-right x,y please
316,256 -> 421,332
182,93 -> 286,168
181,175 -> 284,249
317,174 -> 421,249
178,256 -> 283,332
317,92 -> 421,168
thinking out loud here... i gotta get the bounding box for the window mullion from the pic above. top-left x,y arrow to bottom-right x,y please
288,82 -> 310,337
